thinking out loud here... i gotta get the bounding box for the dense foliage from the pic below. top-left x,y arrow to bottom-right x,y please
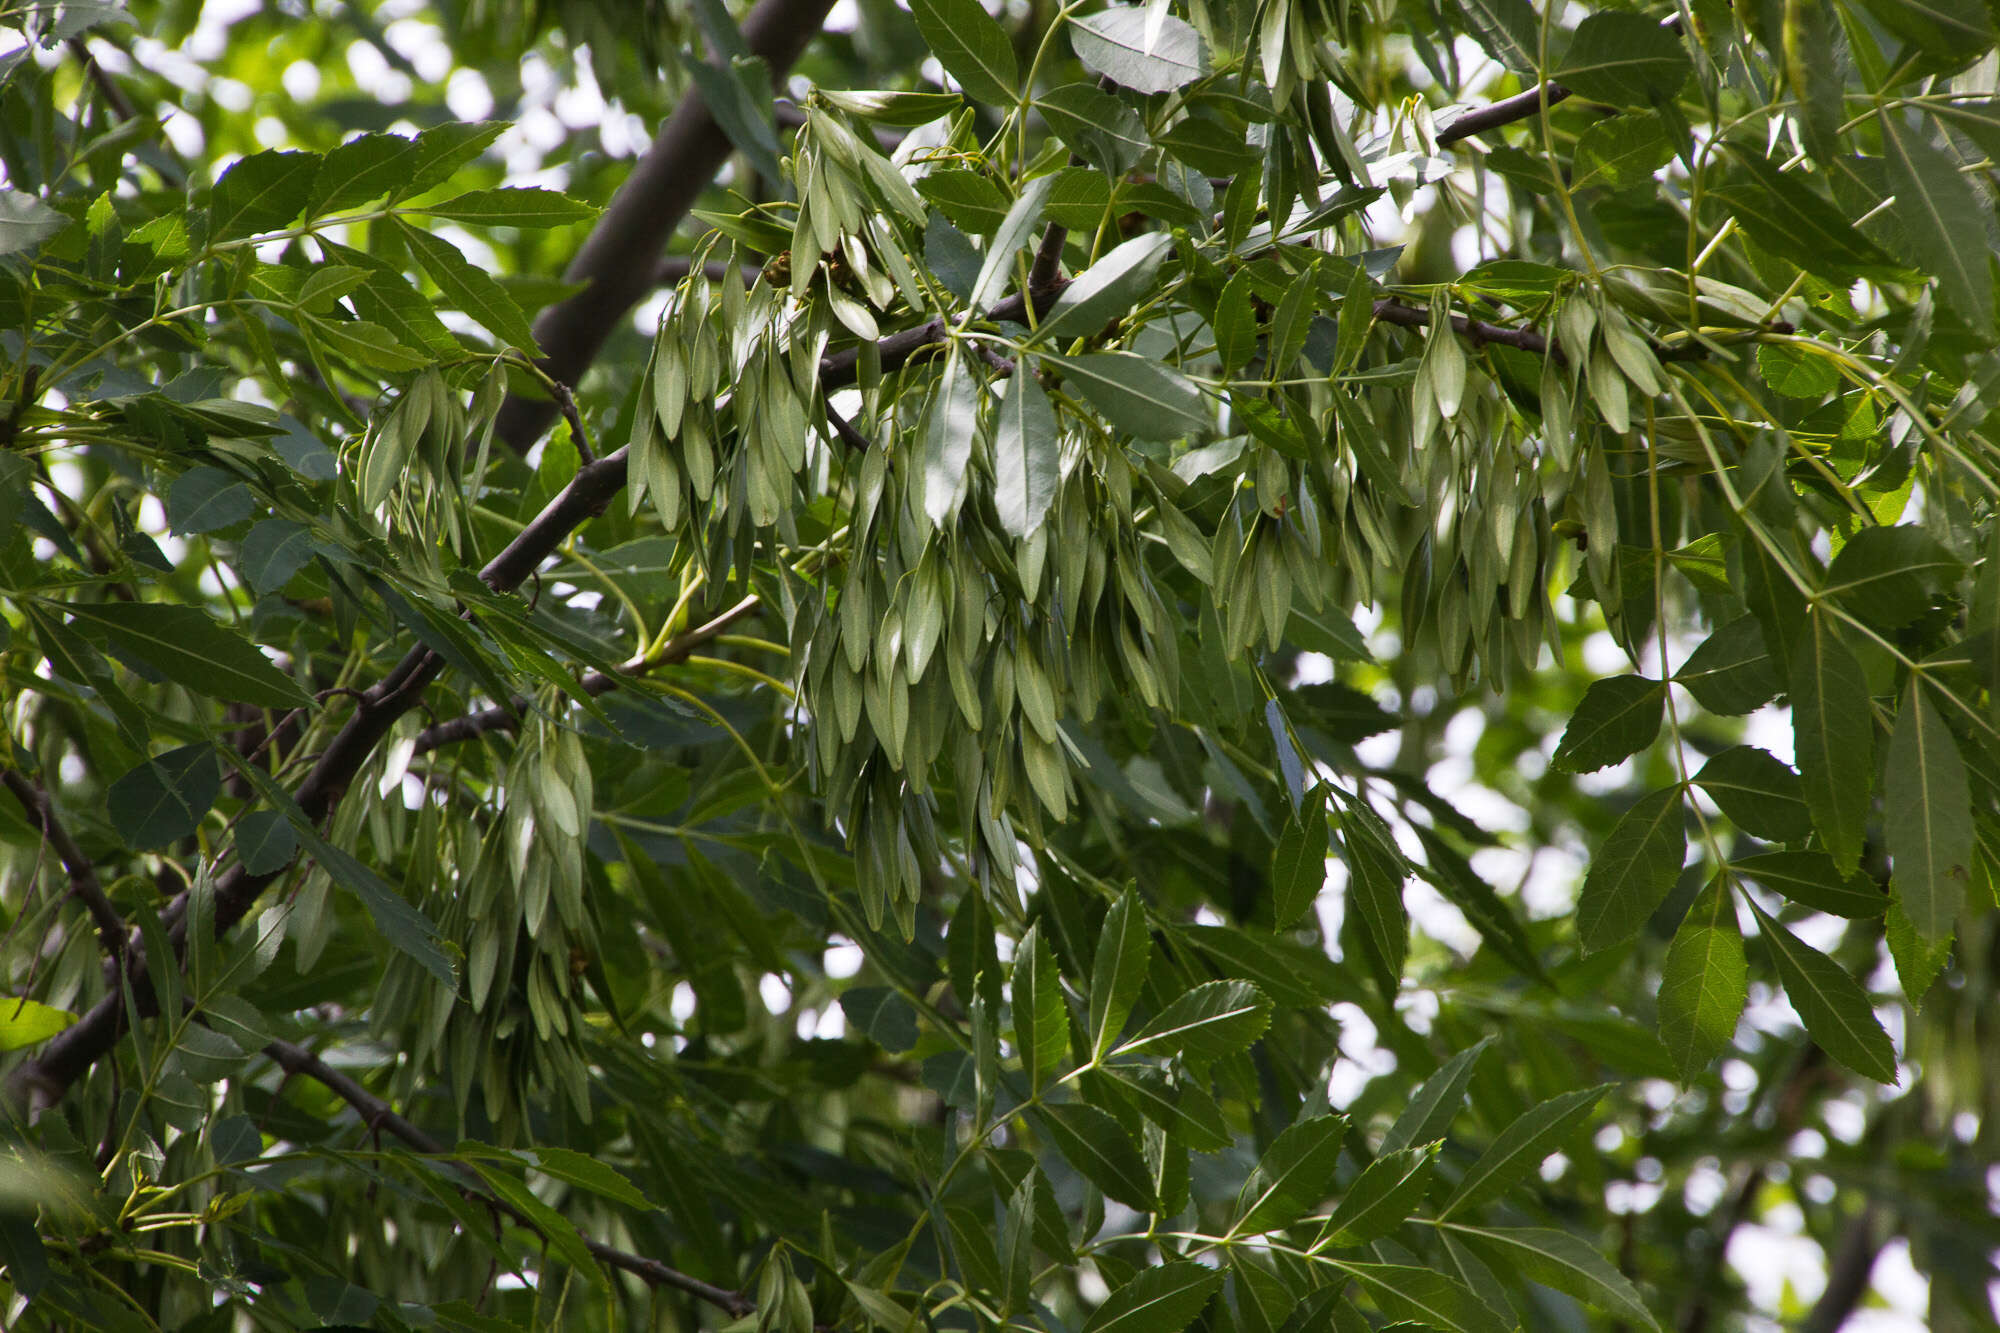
3,0 -> 1998,1328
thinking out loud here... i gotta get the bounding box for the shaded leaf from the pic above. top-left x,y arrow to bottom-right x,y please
1114,979 -> 1272,1069
909,0 -> 1017,104
1440,1084 -> 1612,1218
1789,609 -> 1873,876
1745,898 -> 1898,1083
1232,1115 -> 1348,1236
1552,675 -> 1665,773
60,601 -> 312,708
1082,1261 -> 1223,1333
1657,877 -> 1745,1080
1693,746 -> 1813,842
1038,1102 -> 1153,1210
1314,1143 -> 1438,1249
1884,679 -> 1971,941
1576,787 -> 1686,954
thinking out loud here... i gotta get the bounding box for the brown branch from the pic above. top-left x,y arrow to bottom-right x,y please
1799,1202 -> 1887,1333
410,596 -> 763,754
817,278 -> 1069,392
493,0 -> 839,454
2,768 -> 126,963
653,257 -> 764,289
259,1037 -> 752,1317
1436,81 -> 1573,147
1435,14 -> 1683,148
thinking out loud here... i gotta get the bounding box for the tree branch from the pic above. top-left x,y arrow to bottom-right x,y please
1433,14 -> 1682,148
410,595 -> 763,754
1436,80 -> 1572,147
259,1037 -> 753,1317
2,768 -> 125,963
493,0 -> 839,454
1798,1202 -> 1887,1333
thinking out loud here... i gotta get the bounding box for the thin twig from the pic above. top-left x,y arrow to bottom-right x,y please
410,596 -> 763,754
2,769 -> 126,962
1434,13 -> 1684,147
259,1037 -> 754,1317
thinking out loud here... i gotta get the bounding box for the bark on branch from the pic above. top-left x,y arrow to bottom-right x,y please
493,0 -> 839,454
2,768 -> 126,963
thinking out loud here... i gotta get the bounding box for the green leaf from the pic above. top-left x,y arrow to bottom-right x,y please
922,351 -> 980,528
1272,784 -> 1329,927
234,810 -> 298,876
166,465 -> 255,534
532,1147 -> 653,1210
1439,1084 -> 1612,1218
1113,979 -> 1272,1068
970,173 -> 1056,312
917,169 -> 1011,236
1677,615 -> 1780,715
1038,84 -> 1150,177
59,601 -> 312,708
1213,269 -> 1259,373
1180,924 -> 1360,1008
391,122 -> 507,201
1082,1261 -> 1223,1333
108,744 -> 220,850
1693,746 -> 1813,842
416,187 -> 598,228
1744,897 -> 1898,1083
1051,353 -> 1207,443
1551,675 -> 1665,773
468,1161 -> 602,1284
1756,343 -> 1840,399
1037,1102 -> 1154,1210
1572,113 -> 1673,192
993,359 -> 1059,539
1855,0 -> 1996,74
0,999 -> 78,1052
909,0 -> 1018,104
1576,787 -> 1686,954
1089,887 -> 1151,1059
1101,1067 -> 1230,1150
1011,922 -> 1068,1088
208,149 -> 318,241
1885,895 -> 1952,1005
1069,8 -> 1209,93
236,518 -> 315,596
399,219 -> 540,351
1322,1261 -> 1513,1333
1708,150 -> 1901,281
1314,1143 -> 1438,1249
1789,609 -> 1873,876
1337,797 -> 1409,997
1731,851 -> 1887,917
1042,166 -> 1113,230
684,55 -> 785,189
818,88 -> 968,125
1035,232 -> 1173,343
1884,679 -> 1972,941
1822,526 -> 1961,629
303,313 -> 433,371
1448,0 -> 1540,73
839,987 -> 920,1053
0,189 -> 70,255
1232,1114 -> 1348,1236
1450,1223 -> 1663,1332
309,132 -> 413,215
1556,12 -> 1691,106
1657,877 -> 1745,1080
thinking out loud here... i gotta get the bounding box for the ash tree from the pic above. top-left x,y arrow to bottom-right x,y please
2,0 -> 1998,1329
